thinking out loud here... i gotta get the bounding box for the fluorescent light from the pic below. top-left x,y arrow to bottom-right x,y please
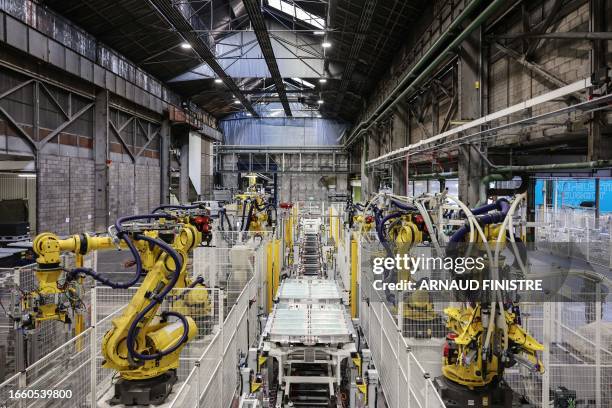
234,100 -> 241,104
180,42 -> 192,49
313,31 -> 325,35
292,77 -> 315,89
317,99 -> 324,104
321,42 -> 331,48
18,173 -> 36,178
318,78 -> 327,83
214,78 -> 223,83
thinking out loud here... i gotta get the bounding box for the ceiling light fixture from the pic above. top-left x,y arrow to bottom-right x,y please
313,31 -> 325,35
317,99 -> 324,104
321,42 -> 331,48
318,78 -> 327,84
247,113 -> 253,117
214,78 -> 223,83
234,100 -> 241,104
180,42 -> 192,49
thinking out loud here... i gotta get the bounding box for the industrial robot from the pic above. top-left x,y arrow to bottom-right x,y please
435,194 -> 544,408
28,205 -> 210,405
230,188 -> 276,232
370,193 -> 447,338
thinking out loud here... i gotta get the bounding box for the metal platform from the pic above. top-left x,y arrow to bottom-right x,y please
299,232 -> 322,276
262,303 -> 354,346
276,278 -> 342,304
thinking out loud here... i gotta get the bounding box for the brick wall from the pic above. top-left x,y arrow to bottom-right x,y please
147,164 -> 161,211
489,3 -> 591,115
37,153 -> 161,234
108,157 -> 161,220
38,154 -> 95,234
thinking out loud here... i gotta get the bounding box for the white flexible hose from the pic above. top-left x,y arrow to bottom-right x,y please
492,193 -> 527,350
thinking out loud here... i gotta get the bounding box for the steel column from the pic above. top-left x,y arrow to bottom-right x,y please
94,90 -> 109,231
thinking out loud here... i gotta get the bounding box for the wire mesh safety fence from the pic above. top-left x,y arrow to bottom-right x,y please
0,267 -> 18,381
359,228 -> 612,408
167,275 -> 259,408
0,253 -> 95,382
0,371 -> 20,406
0,328 -> 93,408
359,283 -> 447,408
358,241 -> 446,408
194,231 -> 271,319
91,285 -> 222,405
504,295 -> 612,408
535,206 -> 612,269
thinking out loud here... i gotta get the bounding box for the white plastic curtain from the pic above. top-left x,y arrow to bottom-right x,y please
220,104 -> 348,146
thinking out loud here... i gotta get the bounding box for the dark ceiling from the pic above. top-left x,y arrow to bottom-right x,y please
42,0 -> 430,121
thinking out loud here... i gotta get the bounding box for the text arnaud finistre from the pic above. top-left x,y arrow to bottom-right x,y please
371,254 -> 542,291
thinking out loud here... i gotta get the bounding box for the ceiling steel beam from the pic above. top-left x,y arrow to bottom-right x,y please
331,0 -> 377,115
147,0 -> 259,117
493,42 -> 568,89
523,0 -> 563,58
242,0 -> 292,116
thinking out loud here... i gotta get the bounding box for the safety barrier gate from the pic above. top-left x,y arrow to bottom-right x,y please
0,235 -> 266,408
168,275 -> 259,407
359,287 -> 446,408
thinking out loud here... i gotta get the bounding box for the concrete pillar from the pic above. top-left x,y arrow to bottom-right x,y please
179,137 -> 189,204
94,90 -> 109,231
587,0 -> 611,161
200,138 -> 214,200
458,26 -> 485,207
159,119 -> 170,204
458,26 -> 481,122
392,162 -> 406,196
458,144 -> 484,207
391,108 -> 409,197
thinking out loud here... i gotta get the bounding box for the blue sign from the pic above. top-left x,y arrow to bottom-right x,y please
535,179 -> 612,213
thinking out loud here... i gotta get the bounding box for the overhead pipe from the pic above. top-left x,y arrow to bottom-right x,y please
345,0 -> 507,147
476,172 -> 513,206
408,171 -> 458,180
494,160 -> 612,173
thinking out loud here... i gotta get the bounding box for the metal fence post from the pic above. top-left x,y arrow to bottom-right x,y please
195,361 -> 201,408
424,377 -> 429,408
595,283 -> 602,408
609,217 -> 612,269
542,302 -> 551,407
586,216 -> 591,262
91,287 -> 97,408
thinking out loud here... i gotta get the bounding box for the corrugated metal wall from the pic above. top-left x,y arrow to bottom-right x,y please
0,173 -> 36,233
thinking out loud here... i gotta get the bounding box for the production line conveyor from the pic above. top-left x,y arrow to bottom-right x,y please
248,217 -> 368,408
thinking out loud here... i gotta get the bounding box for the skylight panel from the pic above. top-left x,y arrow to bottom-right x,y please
267,0 -> 326,30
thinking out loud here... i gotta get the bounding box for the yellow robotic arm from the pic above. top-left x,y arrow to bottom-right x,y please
31,211 -> 209,405
437,196 -> 544,407
27,232 -> 116,326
